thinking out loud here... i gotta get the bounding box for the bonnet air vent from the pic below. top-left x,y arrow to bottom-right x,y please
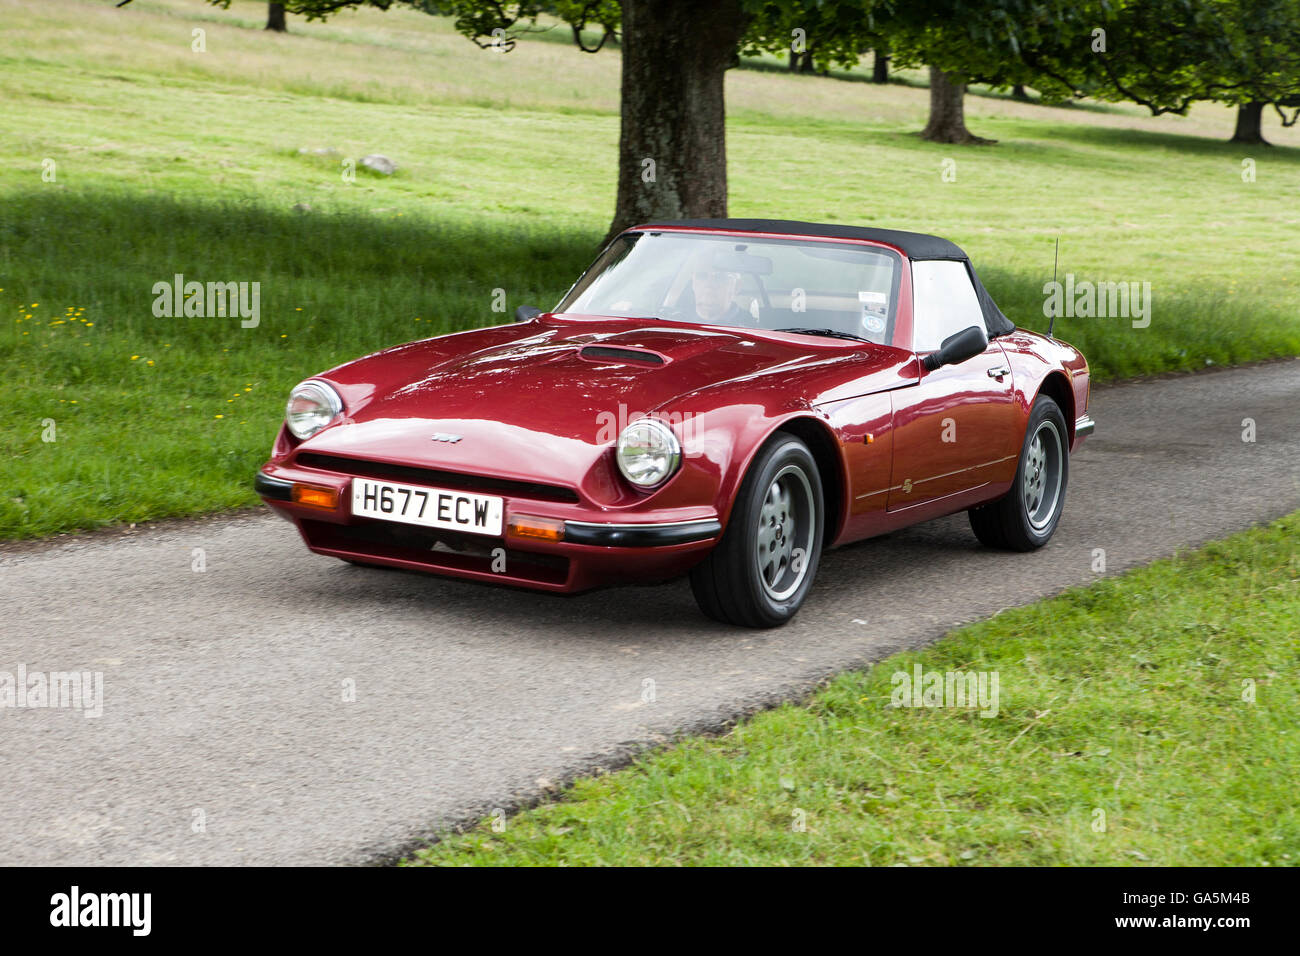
579,346 -> 665,365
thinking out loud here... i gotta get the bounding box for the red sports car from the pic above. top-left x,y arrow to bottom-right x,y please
256,219 -> 1093,627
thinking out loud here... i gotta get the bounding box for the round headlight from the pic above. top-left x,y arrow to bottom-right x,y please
285,381 -> 343,440
616,418 -> 681,489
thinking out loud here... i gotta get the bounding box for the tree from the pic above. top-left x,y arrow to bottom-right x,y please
1216,0 -> 1300,144
233,1 -> 747,240
1019,0 -> 1300,144
267,2 -> 288,31
743,1 -> 885,76
919,67 -> 988,143
745,1 -> 1082,143
881,0 -> 1079,143
872,44 -> 889,83
609,0 -> 744,236
1017,1 -> 1231,115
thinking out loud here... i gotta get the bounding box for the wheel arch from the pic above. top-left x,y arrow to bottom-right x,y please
771,416 -> 847,550
1035,371 -> 1076,445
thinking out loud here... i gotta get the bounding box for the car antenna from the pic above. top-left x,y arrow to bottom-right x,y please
1047,237 -> 1060,339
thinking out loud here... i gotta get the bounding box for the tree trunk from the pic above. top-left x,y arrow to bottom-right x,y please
606,0 -> 744,241
1230,101 -> 1269,145
872,47 -> 888,84
920,66 -> 994,144
788,50 -> 798,72
266,2 -> 287,32
1011,83 -> 1029,101
798,50 -> 814,73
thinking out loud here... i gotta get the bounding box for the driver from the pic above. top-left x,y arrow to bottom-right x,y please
691,269 -> 746,325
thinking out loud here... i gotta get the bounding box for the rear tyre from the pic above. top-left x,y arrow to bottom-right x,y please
968,394 -> 1069,551
690,435 -> 824,627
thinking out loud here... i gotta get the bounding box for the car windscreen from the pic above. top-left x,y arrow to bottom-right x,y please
556,232 -> 902,344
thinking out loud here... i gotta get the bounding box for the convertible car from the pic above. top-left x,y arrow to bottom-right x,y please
256,219 -> 1093,627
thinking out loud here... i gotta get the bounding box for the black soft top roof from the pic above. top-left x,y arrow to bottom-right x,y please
633,218 -> 1016,337
640,219 -> 967,261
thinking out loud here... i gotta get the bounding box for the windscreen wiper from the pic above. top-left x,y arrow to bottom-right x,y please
773,327 -> 870,342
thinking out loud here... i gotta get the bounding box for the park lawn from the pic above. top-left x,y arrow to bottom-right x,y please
407,512 -> 1300,866
2,0 -> 1299,539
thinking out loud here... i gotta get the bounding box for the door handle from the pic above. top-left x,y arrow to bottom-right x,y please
987,366 -> 1010,379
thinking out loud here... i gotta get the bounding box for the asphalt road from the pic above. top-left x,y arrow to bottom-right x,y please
2,360 -> 1297,865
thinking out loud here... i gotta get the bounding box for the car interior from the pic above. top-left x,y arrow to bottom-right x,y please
661,244 -> 896,344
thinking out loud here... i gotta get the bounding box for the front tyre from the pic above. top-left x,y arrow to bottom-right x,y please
968,394 -> 1069,551
690,435 -> 824,627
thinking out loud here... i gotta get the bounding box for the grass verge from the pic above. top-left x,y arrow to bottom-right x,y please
408,512 -> 1300,866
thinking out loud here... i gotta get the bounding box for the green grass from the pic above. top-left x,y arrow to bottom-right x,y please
3,0 -> 1299,539
0,192 -> 593,538
407,513 -> 1300,866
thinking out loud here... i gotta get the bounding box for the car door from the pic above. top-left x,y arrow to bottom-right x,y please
887,259 -> 1020,512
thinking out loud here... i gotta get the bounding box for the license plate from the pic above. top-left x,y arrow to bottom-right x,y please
351,479 -> 504,536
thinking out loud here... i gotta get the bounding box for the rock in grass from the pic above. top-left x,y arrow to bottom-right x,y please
292,202 -> 312,213
360,154 -> 398,176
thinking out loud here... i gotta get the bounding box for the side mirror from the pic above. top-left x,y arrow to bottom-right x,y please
921,325 -> 987,371
515,305 -> 543,323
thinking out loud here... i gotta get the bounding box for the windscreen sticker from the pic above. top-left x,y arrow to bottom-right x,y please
859,291 -> 889,335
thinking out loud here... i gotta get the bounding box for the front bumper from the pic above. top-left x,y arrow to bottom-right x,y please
254,473 -> 294,501
255,463 -> 722,593
564,518 -> 721,547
